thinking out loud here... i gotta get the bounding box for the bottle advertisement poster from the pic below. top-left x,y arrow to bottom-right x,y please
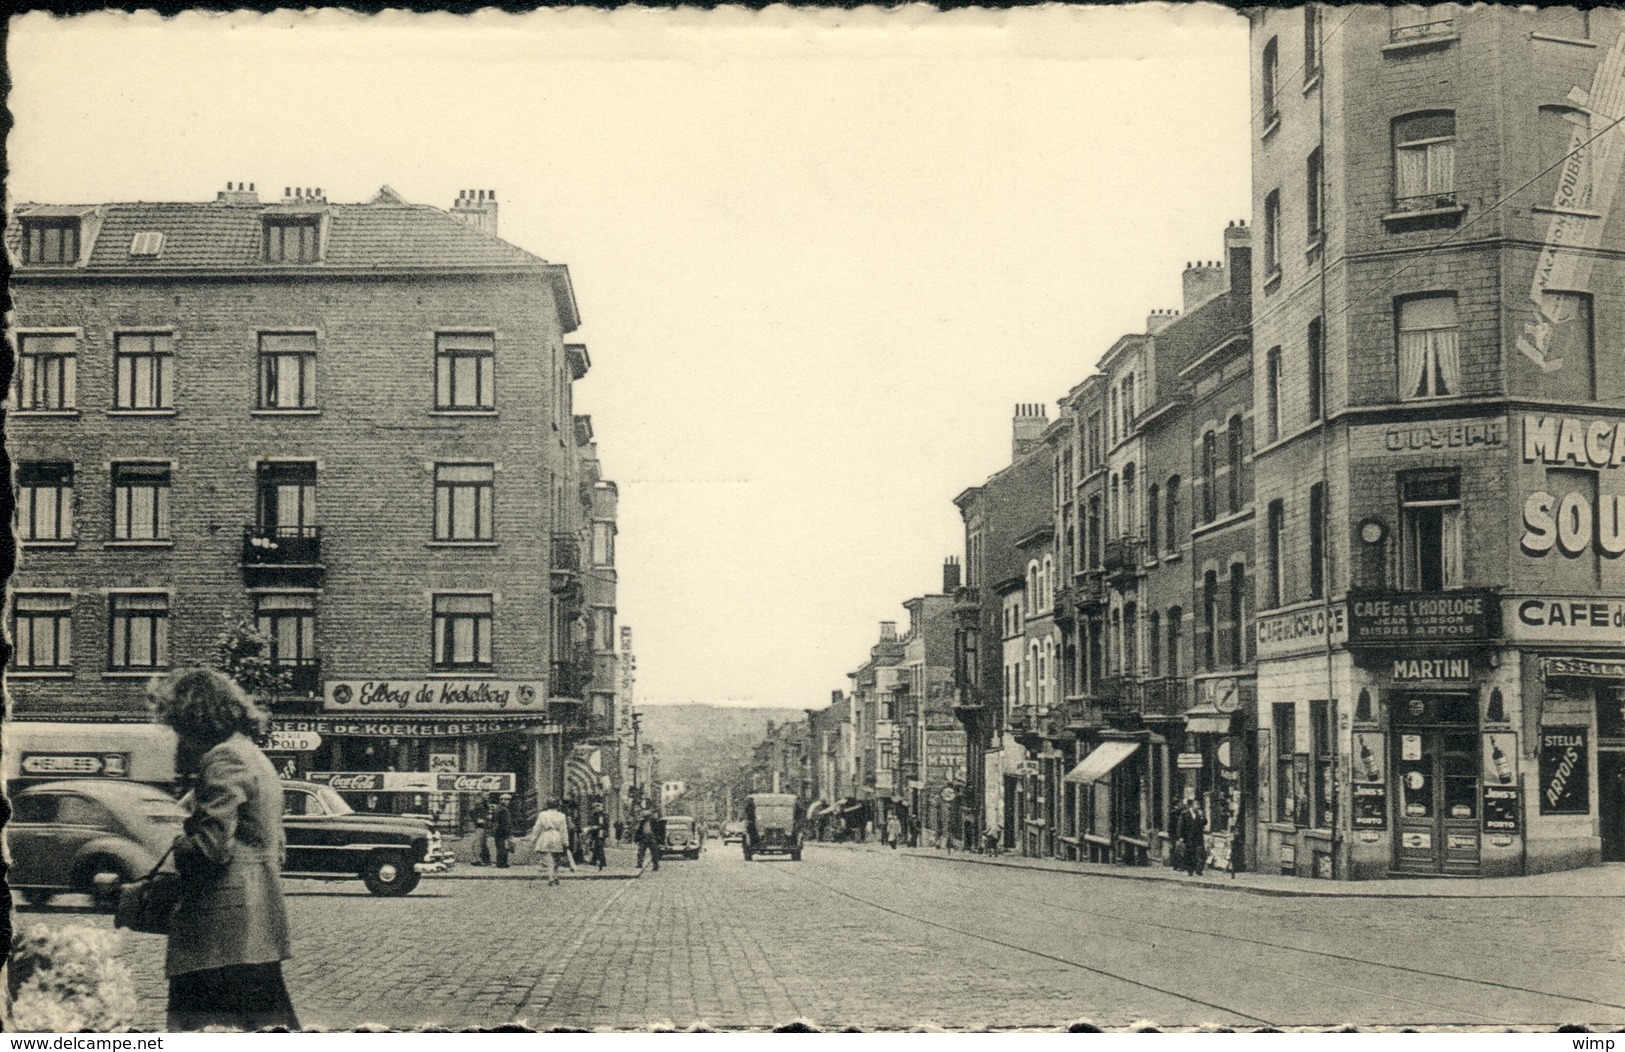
1482,731 -> 1517,786
1353,731 -> 1385,783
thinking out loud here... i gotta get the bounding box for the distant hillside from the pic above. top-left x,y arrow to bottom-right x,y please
639,704 -> 805,785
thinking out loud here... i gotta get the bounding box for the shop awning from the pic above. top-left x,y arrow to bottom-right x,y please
1063,740 -> 1141,784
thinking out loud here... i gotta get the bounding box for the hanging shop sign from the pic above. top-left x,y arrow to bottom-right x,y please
272,716 -> 552,738
1538,727 -> 1590,815
1352,783 -> 1388,829
1507,598 -> 1625,644
1347,591 -> 1496,646
1482,785 -> 1521,834
265,731 -> 322,753
1350,418 -> 1505,459
307,771 -> 516,793
323,679 -> 544,713
1543,656 -> 1625,680
18,752 -> 130,778
1256,604 -> 1348,660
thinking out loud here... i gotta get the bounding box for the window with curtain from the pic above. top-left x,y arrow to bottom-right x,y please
256,461 -> 317,535
17,462 -> 74,542
112,463 -> 171,541
1396,292 -> 1460,399
1275,702 -> 1297,823
109,593 -> 169,670
16,334 -> 78,411
255,593 -> 317,670
258,333 -> 317,410
12,593 -> 73,670
1400,471 -> 1463,592
433,594 -> 494,669
435,333 -> 496,410
114,334 -> 175,410
434,463 -> 495,541
1123,463 -> 1137,538
1311,699 -> 1336,830
1393,111 -> 1457,210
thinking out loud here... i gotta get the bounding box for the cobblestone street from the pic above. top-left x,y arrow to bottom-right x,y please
17,845 -> 1625,1031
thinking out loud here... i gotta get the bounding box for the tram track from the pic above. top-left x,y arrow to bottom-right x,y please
781,848 -> 1625,1026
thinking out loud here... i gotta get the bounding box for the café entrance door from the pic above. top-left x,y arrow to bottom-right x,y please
1392,693 -> 1481,875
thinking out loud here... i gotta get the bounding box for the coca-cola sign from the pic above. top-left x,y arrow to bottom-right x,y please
311,772 -> 385,792
324,679 -> 544,713
437,773 -> 516,793
308,771 -> 515,794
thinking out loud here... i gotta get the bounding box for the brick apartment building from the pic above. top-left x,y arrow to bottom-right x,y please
7,183 -> 619,825
1247,4 -> 1625,877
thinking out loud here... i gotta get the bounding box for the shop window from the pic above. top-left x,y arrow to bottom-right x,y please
1400,470 -> 1462,592
1166,607 -> 1182,677
1311,700 -> 1336,829
114,334 -> 175,410
1165,476 -> 1181,552
16,333 -> 78,411
109,593 -> 170,671
1396,292 -> 1460,400
1309,482 -> 1327,599
1273,702 -> 1296,824
1227,414 -> 1245,514
1202,571 -> 1218,672
17,462 -> 74,542
1307,317 -> 1324,421
111,463 -> 171,541
258,333 -> 318,410
12,593 -> 73,670
1392,111 -> 1457,212
1442,731 -> 1478,821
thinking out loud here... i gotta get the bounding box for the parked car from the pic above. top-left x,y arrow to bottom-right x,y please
721,820 -> 746,845
660,815 -> 704,860
280,781 -> 454,896
5,779 -> 187,907
743,793 -> 803,861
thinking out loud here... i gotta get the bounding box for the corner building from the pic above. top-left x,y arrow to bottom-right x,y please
1248,6 -> 1625,877
8,184 -> 616,825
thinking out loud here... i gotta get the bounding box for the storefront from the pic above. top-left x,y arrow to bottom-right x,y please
1063,730 -> 1163,865
1178,674 -> 1253,872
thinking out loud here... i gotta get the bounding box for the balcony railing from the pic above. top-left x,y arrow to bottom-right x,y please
1393,190 -> 1458,214
1390,18 -> 1454,44
270,660 -> 322,698
1103,538 -> 1145,583
1140,677 -> 1188,718
243,525 -> 321,566
550,534 -> 582,596
1073,570 -> 1107,608
549,658 -> 592,700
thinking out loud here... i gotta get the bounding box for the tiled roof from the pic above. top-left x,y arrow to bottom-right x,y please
7,193 -> 549,271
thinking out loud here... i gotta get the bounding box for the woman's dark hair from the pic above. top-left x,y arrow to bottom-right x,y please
149,667 -> 269,748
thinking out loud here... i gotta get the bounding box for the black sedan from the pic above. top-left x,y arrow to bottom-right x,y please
280,781 -> 454,896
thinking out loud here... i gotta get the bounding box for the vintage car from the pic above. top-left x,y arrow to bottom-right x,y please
743,792 -> 803,861
5,779 -> 188,907
721,820 -> 747,845
660,815 -> 704,860
281,781 -> 454,895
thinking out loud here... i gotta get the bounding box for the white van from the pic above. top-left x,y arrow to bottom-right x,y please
2,721 -> 179,787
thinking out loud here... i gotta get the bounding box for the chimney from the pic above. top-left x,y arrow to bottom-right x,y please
1012,402 -> 1049,459
879,621 -> 898,642
831,690 -> 844,706
1146,308 -> 1181,334
216,181 -> 261,206
451,188 -> 499,237
942,556 -> 962,594
1183,259 -> 1227,312
280,186 -> 325,205
1224,219 -> 1253,295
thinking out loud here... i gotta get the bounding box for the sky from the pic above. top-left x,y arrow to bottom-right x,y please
8,5 -> 1253,709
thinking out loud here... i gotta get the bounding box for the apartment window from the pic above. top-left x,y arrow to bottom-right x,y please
1274,702 -> 1297,824
22,218 -> 80,265
1109,475 -> 1119,539
1086,498 -> 1101,569
1123,602 -> 1139,674
1122,463 -> 1137,538
1390,4 -> 1456,44
263,216 -> 320,263
1201,431 -> 1218,524
1400,471 -> 1462,592
1307,317 -> 1324,421
435,333 -> 496,410
596,608 -> 617,651
1396,293 -> 1460,399
592,521 -> 616,566
16,334 -> 78,410
1165,476 -> 1181,552
255,594 -> 316,671
1311,700 -> 1335,830
1228,562 -> 1246,667
1266,499 -> 1285,608
1265,347 -> 1283,443
1227,414 -> 1245,514
1263,189 -> 1282,277
258,333 -> 317,410
257,462 -> 317,535
433,594 -> 494,669
1202,570 -> 1219,672
1109,609 -> 1121,676
1261,37 -> 1280,122
12,593 -> 73,670
1085,413 -> 1102,470
1122,375 -> 1136,433
114,334 -> 175,410
17,463 -> 74,542
1062,447 -> 1074,493
109,593 -> 169,671
1306,147 -> 1324,241
1304,5 -> 1322,79
1109,389 -> 1120,447
1393,111 -> 1457,211
1166,607 -> 1182,677
1062,506 -> 1075,580
1147,611 -> 1162,677
1528,291 -> 1596,402
111,463 -> 171,541
434,464 -> 495,541
1309,482 -> 1327,600
1147,483 -> 1160,554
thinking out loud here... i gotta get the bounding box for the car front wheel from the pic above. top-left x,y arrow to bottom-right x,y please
362,853 -> 422,897
74,856 -> 132,910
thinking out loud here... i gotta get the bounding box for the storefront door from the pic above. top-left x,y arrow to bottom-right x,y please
1601,751 -> 1625,862
1393,700 -> 1481,875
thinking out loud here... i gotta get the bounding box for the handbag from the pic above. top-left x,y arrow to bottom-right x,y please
114,845 -> 182,936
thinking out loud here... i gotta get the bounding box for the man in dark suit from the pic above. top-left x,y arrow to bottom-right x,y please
490,793 -> 514,868
635,809 -> 666,872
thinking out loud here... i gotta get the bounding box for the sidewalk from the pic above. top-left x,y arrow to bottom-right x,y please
816,840 -> 1625,899
438,838 -> 642,880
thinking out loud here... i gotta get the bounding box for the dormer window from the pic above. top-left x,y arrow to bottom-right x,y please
22,218 -> 80,265
263,216 -> 320,263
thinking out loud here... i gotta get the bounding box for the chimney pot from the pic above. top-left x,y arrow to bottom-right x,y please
250,183 -> 255,191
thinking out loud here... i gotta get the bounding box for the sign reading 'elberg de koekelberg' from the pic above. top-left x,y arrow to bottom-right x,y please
324,679 -> 544,712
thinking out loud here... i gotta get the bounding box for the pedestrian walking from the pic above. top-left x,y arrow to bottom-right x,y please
148,668 -> 299,1032
528,800 -> 575,885
635,810 -> 665,871
613,817 -> 625,844
489,794 -> 515,868
1176,794 -> 1208,877
885,813 -> 902,850
469,795 -> 492,866
587,808 -> 609,871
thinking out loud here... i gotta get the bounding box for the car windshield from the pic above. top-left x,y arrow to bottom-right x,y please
754,805 -> 795,827
311,784 -> 355,815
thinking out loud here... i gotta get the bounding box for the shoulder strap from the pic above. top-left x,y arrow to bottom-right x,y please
139,843 -> 178,882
